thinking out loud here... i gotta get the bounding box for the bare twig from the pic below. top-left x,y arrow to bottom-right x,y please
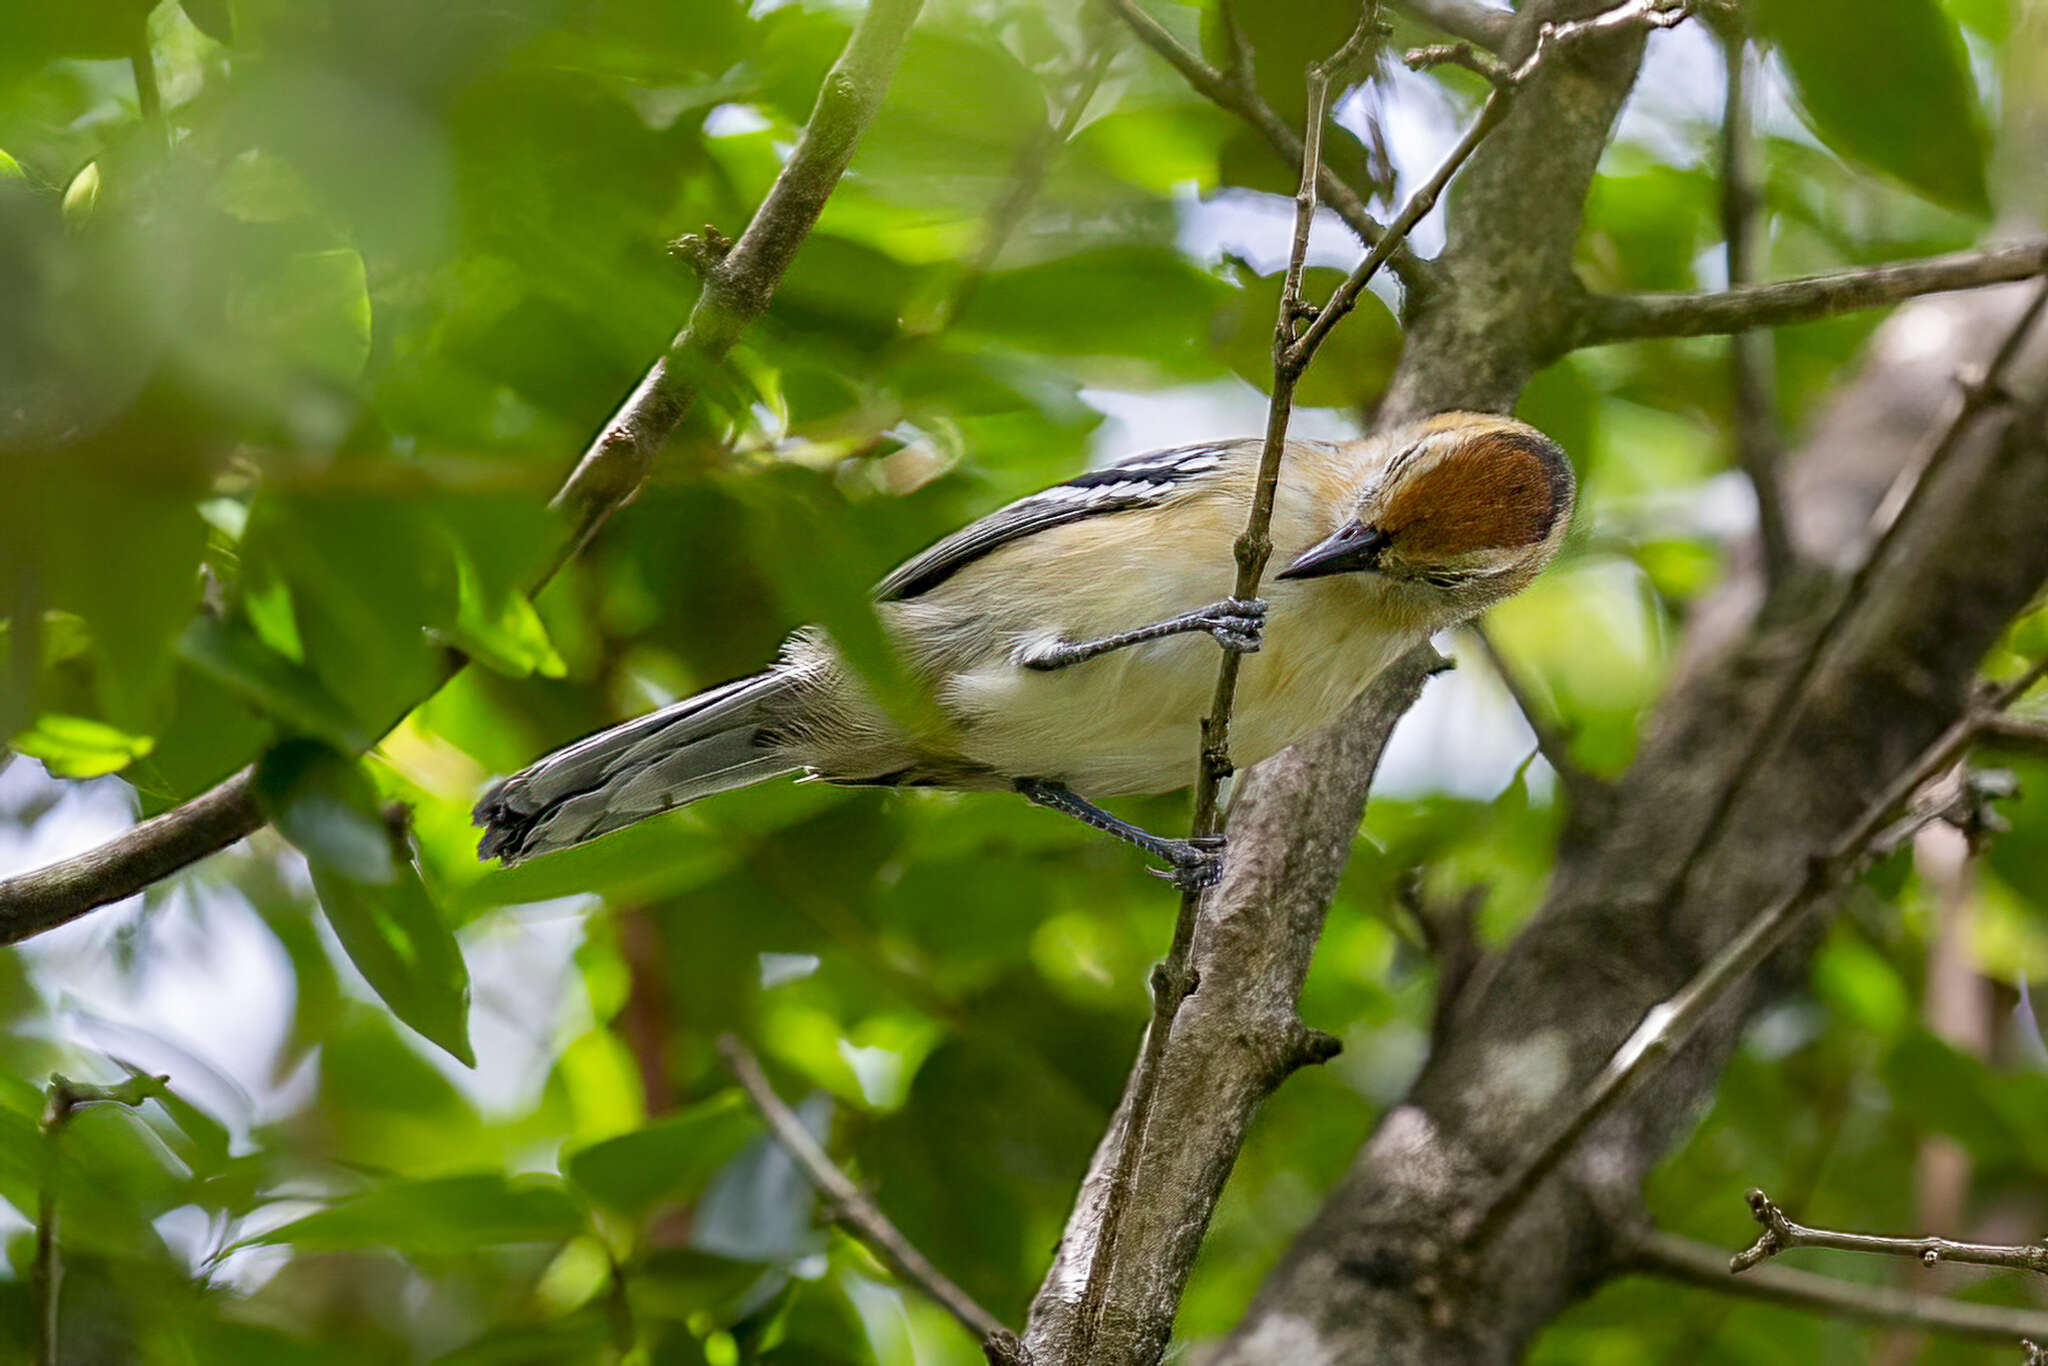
1287,0 -> 1700,366
1732,1189 -> 2048,1277
1980,712 -> 2048,756
1572,241 -> 2048,347
1094,0 -> 1435,299
1399,0 -> 1513,51
1459,655 -> 2048,1250
38,1072 -> 166,1366
0,0 -> 927,946
1634,1229 -> 2048,1342
1467,622 -> 1606,816
1065,21 -> 1378,1361
1716,23 -> 1795,586
716,1037 -> 1026,1365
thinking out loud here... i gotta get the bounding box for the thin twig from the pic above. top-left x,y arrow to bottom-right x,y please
0,0 -> 928,947
38,1072 -> 166,1366
1467,623 -> 1605,815
1287,0 -> 1700,366
1572,241 -> 2048,347
1731,1189 -> 2048,1276
1459,655 -> 2048,1250
1067,20 -> 1378,1359
716,1037 -> 1027,1365
1716,23 -> 1795,586
1979,712 -> 2048,756
1094,0 -> 1436,299
1633,1229 -> 2048,1342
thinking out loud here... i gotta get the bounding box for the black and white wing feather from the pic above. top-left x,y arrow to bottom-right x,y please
876,442 -> 1247,602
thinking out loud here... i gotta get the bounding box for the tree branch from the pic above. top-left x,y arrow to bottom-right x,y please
1060,19 -> 1378,1358
1399,0 -> 1513,51
0,0 -> 927,947
1731,1189 -> 2048,1277
1459,654 -> 2048,1251
716,1036 -> 1026,1365
1633,1229 -> 2048,1342
1023,645 -> 1440,1366
1465,622 -> 1607,818
1715,22 -> 1795,586
1095,0 -> 1437,300
1572,241 -> 2048,347
38,1071 -> 166,1366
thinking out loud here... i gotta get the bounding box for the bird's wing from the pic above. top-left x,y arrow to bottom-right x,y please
876,441 -> 1254,602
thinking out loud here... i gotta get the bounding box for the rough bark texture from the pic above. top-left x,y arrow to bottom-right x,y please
1208,267 -> 2048,1366
1023,647 -> 1441,1365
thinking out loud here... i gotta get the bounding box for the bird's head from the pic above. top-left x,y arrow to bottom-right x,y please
1277,413 -> 1574,613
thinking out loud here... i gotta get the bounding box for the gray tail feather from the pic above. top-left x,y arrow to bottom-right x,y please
474,669 -> 803,865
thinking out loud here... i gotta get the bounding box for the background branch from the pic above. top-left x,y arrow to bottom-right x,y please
717,1036 -> 1025,1364
1466,622 -> 1606,817
1398,0 -> 1513,50
1096,0 -> 1436,299
0,0 -> 927,947
1634,1229 -> 2048,1342
1715,20 -> 1795,585
1732,1188 -> 2048,1276
38,1072 -> 166,1366
1572,241 -> 2048,347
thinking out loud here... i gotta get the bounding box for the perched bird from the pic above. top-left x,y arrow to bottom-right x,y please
475,412 -> 1573,886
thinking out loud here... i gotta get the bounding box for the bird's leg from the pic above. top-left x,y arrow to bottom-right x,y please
1019,598 -> 1265,672
1014,778 -> 1225,890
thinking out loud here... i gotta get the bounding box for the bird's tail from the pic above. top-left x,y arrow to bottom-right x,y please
474,670 -> 803,865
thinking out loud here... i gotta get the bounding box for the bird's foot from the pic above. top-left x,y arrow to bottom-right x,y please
1147,834 -> 1227,891
1194,597 -> 1266,655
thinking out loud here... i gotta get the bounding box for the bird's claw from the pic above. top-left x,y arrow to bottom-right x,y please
1199,597 -> 1267,655
1147,835 -> 1227,890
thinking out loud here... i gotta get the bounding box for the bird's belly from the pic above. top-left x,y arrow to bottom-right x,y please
940,606 -> 1408,797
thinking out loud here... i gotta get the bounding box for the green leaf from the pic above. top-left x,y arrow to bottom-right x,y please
0,150 -> 24,181
312,850 -> 475,1066
957,247 -> 1233,380
246,1174 -> 586,1257
563,1091 -> 763,1219
231,248 -> 373,382
176,614 -> 370,751
62,161 -> 100,225
11,713 -> 154,778
1752,0 -> 1990,216
253,738 -> 397,884
1214,264 -> 1401,409
177,0 -> 233,42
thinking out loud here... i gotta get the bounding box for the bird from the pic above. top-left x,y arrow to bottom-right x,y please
475,412 -> 1574,888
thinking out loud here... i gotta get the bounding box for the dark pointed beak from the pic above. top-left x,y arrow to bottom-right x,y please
1276,520 -> 1390,581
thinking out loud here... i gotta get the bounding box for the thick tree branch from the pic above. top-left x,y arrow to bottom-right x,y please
1633,1229 -> 2048,1342
1460,654 -> 2048,1250
1095,0 -> 1437,300
1732,1189 -> 2048,1277
0,0 -> 926,946
717,1037 -> 1025,1365
1572,241 -> 2048,347
1023,646 -> 1439,1366
1399,0 -> 1513,51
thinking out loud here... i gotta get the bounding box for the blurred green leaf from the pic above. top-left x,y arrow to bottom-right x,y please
312,848 -> 475,1066
254,738 -> 398,883
1753,0 -> 1990,215
247,1174 -> 587,1257
230,248 -> 373,383
1215,264 -> 1401,409
563,1090 -> 763,1218
176,614 -> 370,751
11,712 -> 154,777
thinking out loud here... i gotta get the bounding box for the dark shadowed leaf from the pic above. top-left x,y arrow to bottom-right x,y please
176,614 -> 370,751
1753,0 -> 1990,215
253,738 -> 398,884
312,849 -> 475,1066
246,1173 -> 586,1256
563,1090 -> 763,1218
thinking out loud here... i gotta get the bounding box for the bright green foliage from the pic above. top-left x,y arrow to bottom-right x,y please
0,0 -> 2042,1363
